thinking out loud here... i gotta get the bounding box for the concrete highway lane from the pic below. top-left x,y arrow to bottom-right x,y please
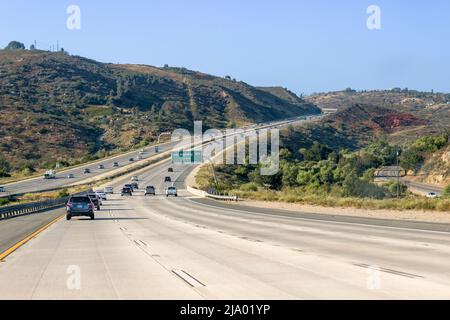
0,140 -> 178,196
1,161 -> 450,299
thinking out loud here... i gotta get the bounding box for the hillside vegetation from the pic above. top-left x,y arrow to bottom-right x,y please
0,47 -> 319,176
280,103 -> 430,153
196,132 -> 450,211
196,99 -> 450,210
307,89 -> 450,143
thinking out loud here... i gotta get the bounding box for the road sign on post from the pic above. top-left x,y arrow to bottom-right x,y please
171,150 -> 203,164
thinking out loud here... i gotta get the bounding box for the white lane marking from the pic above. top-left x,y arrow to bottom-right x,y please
134,240 -> 147,247
172,269 -> 205,288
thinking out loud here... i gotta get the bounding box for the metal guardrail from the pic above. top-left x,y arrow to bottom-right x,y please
187,186 -> 238,201
0,197 -> 69,221
0,189 -> 92,221
206,193 -> 238,202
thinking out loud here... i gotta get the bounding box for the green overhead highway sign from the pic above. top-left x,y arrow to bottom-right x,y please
172,150 -> 203,164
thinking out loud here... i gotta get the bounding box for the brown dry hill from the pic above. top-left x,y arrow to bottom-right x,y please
0,49 -> 320,172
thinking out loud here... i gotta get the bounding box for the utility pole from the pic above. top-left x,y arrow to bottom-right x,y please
205,158 -> 218,187
397,149 -> 401,198
57,40 -> 59,52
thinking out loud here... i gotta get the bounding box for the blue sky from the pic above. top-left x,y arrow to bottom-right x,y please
1,0 -> 449,94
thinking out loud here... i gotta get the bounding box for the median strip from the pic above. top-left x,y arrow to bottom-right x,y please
0,214 -> 65,262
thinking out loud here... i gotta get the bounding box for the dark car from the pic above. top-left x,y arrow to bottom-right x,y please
164,176 -> 172,183
98,164 -> 105,170
168,168 -> 174,173
131,182 -> 139,190
124,183 -> 134,191
129,158 -> 135,162
121,187 -> 132,196
84,168 -> 91,174
113,162 -> 119,167
87,193 -> 101,210
145,186 -> 156,196
66,196 -> 95,220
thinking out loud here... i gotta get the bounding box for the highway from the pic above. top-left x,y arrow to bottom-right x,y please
1,160 -> 450,299
376,177 -> 445,196
0,117 -> 309,197
403,179 -> 445,196
0,140 -> 178,197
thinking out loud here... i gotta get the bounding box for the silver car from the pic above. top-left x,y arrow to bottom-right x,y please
166,187 -> 178,197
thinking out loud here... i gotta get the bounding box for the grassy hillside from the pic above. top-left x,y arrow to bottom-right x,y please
307,89 -> 450,111
280,103 -> 429,154
0,48 -> 320,174
307,89 -> 450,143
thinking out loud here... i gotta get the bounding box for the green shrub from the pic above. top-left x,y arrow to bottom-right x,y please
0,154 -> 11,177
58,188 -> 70,198
240,182 -> 258,192
444,185 -> 450,197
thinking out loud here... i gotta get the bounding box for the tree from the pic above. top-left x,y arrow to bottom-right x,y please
282,163 -> 299,187
444,185 -> 450,198
5,41 -> 25,50
0,155 -> 11,177
400,146 -> 424,175
300,143 -> 332,162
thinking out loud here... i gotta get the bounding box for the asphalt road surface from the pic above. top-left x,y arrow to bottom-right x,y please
403,179 -> 445,196
1,161 -> 450,299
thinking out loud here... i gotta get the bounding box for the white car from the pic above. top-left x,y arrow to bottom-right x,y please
95,191 -> 107,201
426,192 -> 438,199
166,186 -> 178,197
131,176 -> 139,182
104,187 -> 114,194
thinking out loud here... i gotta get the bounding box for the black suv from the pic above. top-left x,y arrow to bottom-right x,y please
66,196 -> 95,220
121,187 -> 132,196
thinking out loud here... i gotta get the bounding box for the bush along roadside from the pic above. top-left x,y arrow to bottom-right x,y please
196,136 -> 450,212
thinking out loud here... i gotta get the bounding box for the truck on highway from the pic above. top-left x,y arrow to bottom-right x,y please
43,170 -> 56,180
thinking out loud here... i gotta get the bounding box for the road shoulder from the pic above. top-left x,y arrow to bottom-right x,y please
189,198 -> 450,233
